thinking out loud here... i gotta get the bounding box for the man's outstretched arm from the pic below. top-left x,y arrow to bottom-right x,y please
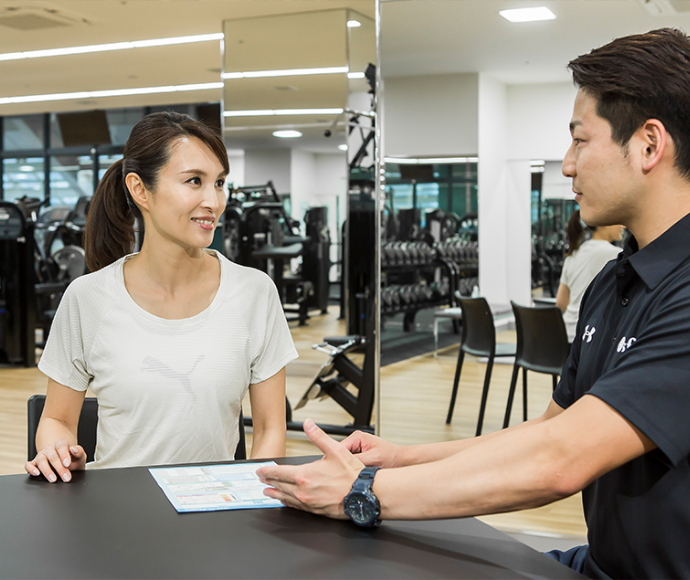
257,394 -> 656,520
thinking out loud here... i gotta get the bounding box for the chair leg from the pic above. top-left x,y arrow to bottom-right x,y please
522,367 -> 528,422
446,349 -> 465,424
552,374 -> 558,392
503,363 -> 520,429
476,356 -> 495,436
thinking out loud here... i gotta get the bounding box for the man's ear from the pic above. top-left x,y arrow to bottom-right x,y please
125,173 -> 149,211
638,119 -> 667,174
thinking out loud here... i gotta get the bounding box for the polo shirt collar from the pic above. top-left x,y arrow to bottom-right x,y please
624,211 -> 690,290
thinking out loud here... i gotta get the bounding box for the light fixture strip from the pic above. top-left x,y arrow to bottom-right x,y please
384,157 -> 479,164
499,7 -> 556,23
0,33 -> 224,62
0,82 -> 223,105
222,66 -> 348,80
223,108 -> 344,118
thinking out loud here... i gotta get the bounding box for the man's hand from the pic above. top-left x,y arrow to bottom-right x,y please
341,431 -> 402,468
257,419 -> 364,518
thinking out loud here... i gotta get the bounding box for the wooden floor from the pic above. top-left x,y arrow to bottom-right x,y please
0,307 -> 586,540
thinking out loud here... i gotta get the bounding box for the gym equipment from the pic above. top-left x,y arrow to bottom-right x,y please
0,201 -> 36,366
292,334 -> 375,435
222,182 -> 331,325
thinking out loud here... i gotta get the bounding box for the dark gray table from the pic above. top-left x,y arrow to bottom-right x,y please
0,457 -> 584,579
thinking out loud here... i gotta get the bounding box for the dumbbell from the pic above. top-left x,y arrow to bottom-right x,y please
399,285 -> 413,305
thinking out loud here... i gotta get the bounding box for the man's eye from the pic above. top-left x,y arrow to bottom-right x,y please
215,179 -> 225,188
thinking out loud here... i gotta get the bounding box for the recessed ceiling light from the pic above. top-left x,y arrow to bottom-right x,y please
499,7 -> 556,23
223,67 -> 348,80
19,165 -> 34,172
273,130 -> 303,139
338,144 -> 348,151
347,20 -> 362,28
0,33 -> 223,62
347,72 -> 365,79
0,82 -> 223,106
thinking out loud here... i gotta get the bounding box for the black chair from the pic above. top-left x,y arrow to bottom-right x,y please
503,302 -> 570,429
28,395 -> 247,461
446,297 -> 517,436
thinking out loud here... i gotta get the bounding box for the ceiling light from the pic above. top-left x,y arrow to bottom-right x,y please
273,130 -> 303,138
347,20 -> 362,28
347,72 -> 365,79
530,159 -> 546,166
224,108 -> 344,118
384,157 -> 479,164
499,7 -> 556,23
223,67 -> 348,80
0,33 -> 224,62
0,82 -> 223,106
19,165 -> 34,172
338,144 -> 348,151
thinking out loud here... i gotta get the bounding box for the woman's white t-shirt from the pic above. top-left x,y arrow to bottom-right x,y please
560,239 -> 622,342
38,250 -> 298,469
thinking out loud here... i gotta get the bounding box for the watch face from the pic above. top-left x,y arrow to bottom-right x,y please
345,492 -> 377,524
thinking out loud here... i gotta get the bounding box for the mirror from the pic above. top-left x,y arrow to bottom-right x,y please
378,0 -> 683,536
222,6 -> 379,453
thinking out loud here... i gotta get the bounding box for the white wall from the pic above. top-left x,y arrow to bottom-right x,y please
289,149 -> 317,224
244,149 -> 291,194
226,149 -> 245,188
507,82 -> 577,161
382,73 -> 479,157
478,75 -> 531,307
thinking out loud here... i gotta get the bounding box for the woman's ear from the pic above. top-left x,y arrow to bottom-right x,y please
125,173 -> 149,212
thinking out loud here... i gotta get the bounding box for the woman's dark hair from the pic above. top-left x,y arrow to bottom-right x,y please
568,28 -> 690,179
566,209 -> 593,257
84,111 -> 229,271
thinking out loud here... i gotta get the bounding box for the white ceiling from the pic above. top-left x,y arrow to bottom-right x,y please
381,0 -> 690,83
2,0 -> 690,152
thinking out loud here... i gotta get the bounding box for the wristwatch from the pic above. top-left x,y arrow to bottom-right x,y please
343,466 -> 381,527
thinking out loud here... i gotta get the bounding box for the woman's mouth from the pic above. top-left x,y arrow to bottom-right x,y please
192,218 -> 214,231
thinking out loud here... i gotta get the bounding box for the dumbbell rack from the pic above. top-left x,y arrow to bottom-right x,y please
381,239 -> 478,331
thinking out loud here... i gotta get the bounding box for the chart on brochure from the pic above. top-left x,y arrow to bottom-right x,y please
149,462 -> 283,513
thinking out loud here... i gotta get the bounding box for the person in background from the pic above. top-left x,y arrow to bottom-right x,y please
556,209 -> 623,341
26,112 -> 297,484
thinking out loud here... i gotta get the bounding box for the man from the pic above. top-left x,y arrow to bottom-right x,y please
257,28 -> 690,579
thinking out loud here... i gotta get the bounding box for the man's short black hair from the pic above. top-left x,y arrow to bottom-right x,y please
568,28 -> 690,179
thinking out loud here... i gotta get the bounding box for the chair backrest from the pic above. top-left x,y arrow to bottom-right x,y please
511,302 -> 570,375
27,394 -> 99,461
28,395 -> 247,462
458,297 -> 496,357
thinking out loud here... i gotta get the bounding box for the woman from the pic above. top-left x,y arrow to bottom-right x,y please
26,112 -> 297,483
556,209 -> 623,342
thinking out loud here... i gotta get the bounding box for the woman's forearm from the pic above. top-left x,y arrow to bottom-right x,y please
249,426 -> 286,459
36,416 -> 79,452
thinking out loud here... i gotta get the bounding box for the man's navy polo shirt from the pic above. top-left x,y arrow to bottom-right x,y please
554,211 -> 690,579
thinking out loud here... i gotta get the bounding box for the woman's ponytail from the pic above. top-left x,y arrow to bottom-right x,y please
84,159 -> 136,271
565,209 -> 585,257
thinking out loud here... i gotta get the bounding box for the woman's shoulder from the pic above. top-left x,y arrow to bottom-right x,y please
215,251 -> 275,289
62,256 -> 126,305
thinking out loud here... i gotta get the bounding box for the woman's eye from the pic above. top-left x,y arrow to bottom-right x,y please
187,176 -> 201,185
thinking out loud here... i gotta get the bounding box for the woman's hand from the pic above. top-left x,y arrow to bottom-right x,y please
25,441 -> 86,483
341,431 -> 403,468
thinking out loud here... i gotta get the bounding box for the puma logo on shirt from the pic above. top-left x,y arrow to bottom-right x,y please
141,355 -> 205,400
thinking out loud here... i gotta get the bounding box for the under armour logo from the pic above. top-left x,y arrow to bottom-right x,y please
582,325 -> 596,343
617,336 -> 637,353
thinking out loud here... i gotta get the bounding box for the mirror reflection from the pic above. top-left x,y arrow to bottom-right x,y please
222,7 -> 378,453
378,0 -> 684,538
